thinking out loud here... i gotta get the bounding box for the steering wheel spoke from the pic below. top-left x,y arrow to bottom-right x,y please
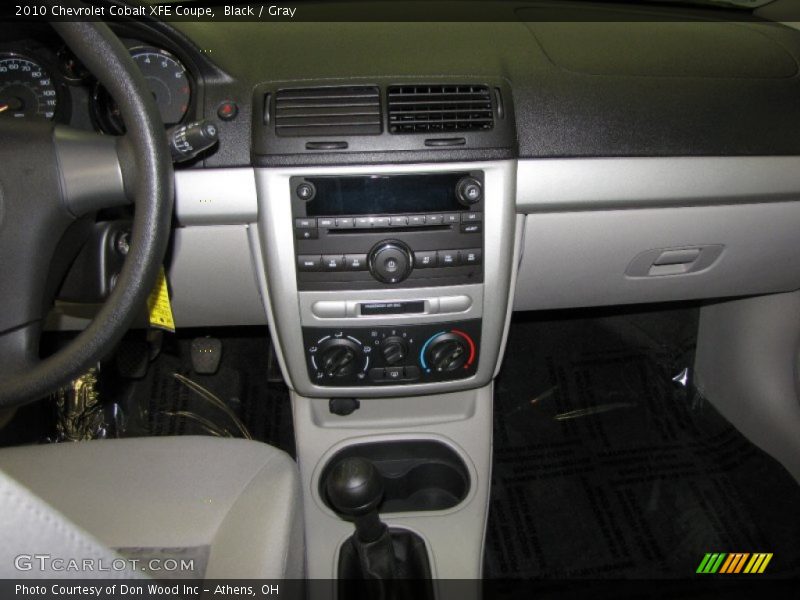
53,126 -> 130,216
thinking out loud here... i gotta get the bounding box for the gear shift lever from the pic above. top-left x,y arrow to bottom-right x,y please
326,457 -> 398,583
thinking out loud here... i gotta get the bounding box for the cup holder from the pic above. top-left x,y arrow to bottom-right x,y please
320,440 -> 470,514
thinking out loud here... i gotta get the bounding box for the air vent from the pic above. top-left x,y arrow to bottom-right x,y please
275,86 -> 381,137
388,84 -> 494,134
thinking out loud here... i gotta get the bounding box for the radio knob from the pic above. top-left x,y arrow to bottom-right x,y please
296,182 -> 316,202
368,240 -> 413,284
381,336 -> 409,365
456,176 -> 483,205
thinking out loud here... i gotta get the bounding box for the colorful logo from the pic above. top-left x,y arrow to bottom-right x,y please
696,553 -> 773,574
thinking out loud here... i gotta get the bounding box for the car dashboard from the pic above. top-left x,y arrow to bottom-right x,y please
4,0 -> 800,581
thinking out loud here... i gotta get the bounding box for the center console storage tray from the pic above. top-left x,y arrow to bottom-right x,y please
320,440 -> 470,513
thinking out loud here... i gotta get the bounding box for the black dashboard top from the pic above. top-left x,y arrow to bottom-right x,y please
5,1 -> 800,166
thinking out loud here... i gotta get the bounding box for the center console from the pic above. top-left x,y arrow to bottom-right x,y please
255,161 -> 520,583
254,159 -> 519,584
291,171 -> 486,387
256,161 -> 517,399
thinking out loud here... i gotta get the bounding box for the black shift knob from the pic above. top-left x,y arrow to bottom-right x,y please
326,457 -> 384,518
327,457 -> 399,582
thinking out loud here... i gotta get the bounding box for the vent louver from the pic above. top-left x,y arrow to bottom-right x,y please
387,84 -> 494,134
275,86 -> 381,137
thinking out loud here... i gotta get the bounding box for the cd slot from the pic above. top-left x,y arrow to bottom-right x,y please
328,226 -> 451,234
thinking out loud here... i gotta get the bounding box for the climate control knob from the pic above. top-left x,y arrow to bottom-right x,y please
381,336 -> 409,365
317,338 -> 362,377
368,240 -> 413,284
421,330 -> 476,373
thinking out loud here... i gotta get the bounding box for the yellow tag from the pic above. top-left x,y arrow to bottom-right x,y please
147,266 -> 176,332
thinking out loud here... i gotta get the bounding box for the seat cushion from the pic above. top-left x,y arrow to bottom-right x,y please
0,436 -> 303,578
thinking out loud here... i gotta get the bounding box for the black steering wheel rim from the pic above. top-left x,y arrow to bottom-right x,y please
0,21 -> 173,408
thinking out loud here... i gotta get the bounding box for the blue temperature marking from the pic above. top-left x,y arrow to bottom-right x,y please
419,331 -> 446,370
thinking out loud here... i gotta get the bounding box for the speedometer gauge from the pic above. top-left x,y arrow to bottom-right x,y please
0,55 -> 57,119
92,46 -> 191,134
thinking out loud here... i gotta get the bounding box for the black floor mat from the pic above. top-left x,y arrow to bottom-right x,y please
103,327 -> 295,457
485,307 -> 800,579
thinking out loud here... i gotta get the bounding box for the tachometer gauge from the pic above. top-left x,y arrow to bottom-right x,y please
132,47 -> 191,125
0,54 -> 57,119
92,46 -> 191,134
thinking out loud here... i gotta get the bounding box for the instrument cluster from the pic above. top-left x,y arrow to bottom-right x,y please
0,37 -> 194,133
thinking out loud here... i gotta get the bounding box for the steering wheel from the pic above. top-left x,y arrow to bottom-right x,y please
0,21 -> 173,408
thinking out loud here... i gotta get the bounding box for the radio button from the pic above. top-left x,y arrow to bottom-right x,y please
426,214 -> 444,225
408,215 -> 426,226
461,212 -> 482,222
373,216 -> 391,228
295,218 -> 316,229
345,254 -> 368,271
355,217 -> 372,228
460,223 -> 482,234
384,257 -> 400,274
414,250 -> 437,268
295,229 -> 319,240
335,217 -> 355,228
297,255 -> 322,271
318,217 -> 336,228
443,213 -> 460,224
460,249 -> 482,265
438,250 -> 459,267
322,255 -> 344,271
390,216 -> 408,227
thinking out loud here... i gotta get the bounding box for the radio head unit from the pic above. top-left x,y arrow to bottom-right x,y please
299,172 -> 479,216
292,171 -> 484,291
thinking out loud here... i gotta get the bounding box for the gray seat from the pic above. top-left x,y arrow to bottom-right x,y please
0,436 -> 304,579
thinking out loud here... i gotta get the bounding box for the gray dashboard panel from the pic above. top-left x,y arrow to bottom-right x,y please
516,157 -> 800,212
514,201 -> 800,310
167,225 -> 266,327
514,156 -> 800,310
174,168 -> 257,226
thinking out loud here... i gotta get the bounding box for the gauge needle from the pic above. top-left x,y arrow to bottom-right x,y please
0,97 -> 23,113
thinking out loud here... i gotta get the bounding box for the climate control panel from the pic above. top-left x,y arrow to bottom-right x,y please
302,320 -> 481,386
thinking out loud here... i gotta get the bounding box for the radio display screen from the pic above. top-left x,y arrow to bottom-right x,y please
304,173 -> 470,216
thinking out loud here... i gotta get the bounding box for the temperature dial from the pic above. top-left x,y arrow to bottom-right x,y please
317,338 -> 362,377
420,330 -> 476,373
